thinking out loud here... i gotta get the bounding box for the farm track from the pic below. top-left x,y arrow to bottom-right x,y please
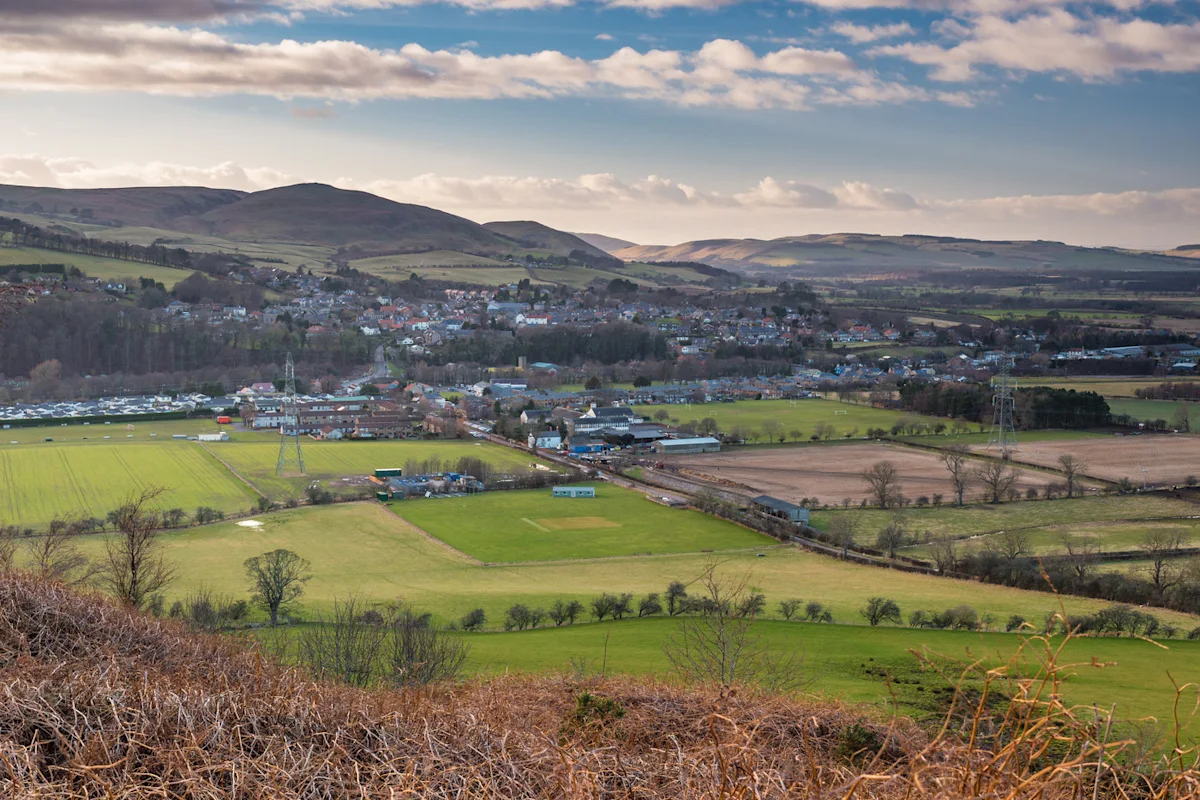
199,443 -> 267,499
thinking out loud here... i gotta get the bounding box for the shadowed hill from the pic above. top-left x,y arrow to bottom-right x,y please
484,220 -> 621,265
0,184 -> 245,228
190,183 -> 515,255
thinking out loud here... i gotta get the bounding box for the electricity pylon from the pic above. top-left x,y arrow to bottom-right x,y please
988,354 -> 1017,460
276,352 -> 305,475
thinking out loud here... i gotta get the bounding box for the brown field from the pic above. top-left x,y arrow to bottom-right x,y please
989,434 -> 1200,487
672,443 -> 1059,505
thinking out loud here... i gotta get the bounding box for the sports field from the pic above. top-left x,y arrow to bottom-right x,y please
0,441 -> 255,525
81,503 -> 1199,627
634,399 -> 946,441
211,439 -> 552,500
390,484 -> 771,562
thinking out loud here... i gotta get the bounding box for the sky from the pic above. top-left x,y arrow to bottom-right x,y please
0,0 -> 1197,248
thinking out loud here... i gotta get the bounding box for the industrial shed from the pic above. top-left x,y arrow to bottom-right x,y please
751,495 -> 809,524
652,437 -> 722,455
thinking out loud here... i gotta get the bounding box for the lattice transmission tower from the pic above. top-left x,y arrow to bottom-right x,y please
276,352 -> 305,475
988,354 -> 1017,460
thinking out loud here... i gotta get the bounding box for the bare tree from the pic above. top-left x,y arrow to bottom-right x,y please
1174,404 -> 1192,434
777,598 -> 802,620
245,549 -> 312,625
989,529 -> 1030,562
875,516 -> 907,560
100,487 -> 176,609
827,513 -> 862,558
1057,533 -> 1100,580
1138,529 -> 1187,593
861,461 -> 903,509
1058,455 -> 1087,499
975,459 -> 1019,504
387,604 -> 470,688
664,564 -> 808,692
0,524 -> 24,572
298,595 -> 387,687
928,533 -> 958,573
26,518 -> 94,585
940,444 -> 972,507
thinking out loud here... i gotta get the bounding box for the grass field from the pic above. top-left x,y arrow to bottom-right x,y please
0,418 -> 251,443
211,439 -> 551,500
0,245 -> 197,287
81,503 -> 1200,628
0,441 -> 255,525
390,484 -> 772,562
459,617 -> 1200,736
1107,398 -> 1199,422
813,494 -> 1200,542
634,399 -> 945,441
1019,377 -> 1200,398
905,518 -> 1200,558
350,251 -> 511,271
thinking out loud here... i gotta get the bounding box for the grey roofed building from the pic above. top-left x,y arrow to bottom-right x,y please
751,495 -> 810,524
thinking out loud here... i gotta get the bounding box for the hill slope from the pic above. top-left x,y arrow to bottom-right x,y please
483,220 -> 620,264
0,184 -> 245,229
571,231 -> 639,254
617,234 -> 1193,275
190,184 -> 515,255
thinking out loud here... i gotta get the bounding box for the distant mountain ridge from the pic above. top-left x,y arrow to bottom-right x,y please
482,221 -> 614,262
615,233 -> 1195,274
572,232 -> 638,254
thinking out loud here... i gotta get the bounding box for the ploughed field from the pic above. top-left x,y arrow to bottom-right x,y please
983,434 -> 1200,487
670,443 -> 1061,506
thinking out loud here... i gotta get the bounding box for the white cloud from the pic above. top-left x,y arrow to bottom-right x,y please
831,21 -> 915,43
0,25 -> 966,111
874,11 -> 1200,81
0,154 -> 294,191
594,33 -> 615,41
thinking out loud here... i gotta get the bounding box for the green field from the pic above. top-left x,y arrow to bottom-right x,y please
906,518 -> 1200,559
82,502 -> 1199,627
0,441 -> 255,525
391,484 -> 772,562
461,617 -> 1200,736
0,418 -> 246,443
634,399 -> 946,440
349,251 -> 510,272
0,244 -> 197,288
211,439 -> 551,500
1020,377 -> 1200,398
1107,398 -> 1200,423
813,494 -> 1200,542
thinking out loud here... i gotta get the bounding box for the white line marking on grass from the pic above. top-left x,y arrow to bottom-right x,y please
521,517 -> 549,532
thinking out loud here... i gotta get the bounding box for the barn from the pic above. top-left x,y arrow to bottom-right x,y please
652,437 -> 722,455
751,495 -> 809,524
552,486 -> 596,498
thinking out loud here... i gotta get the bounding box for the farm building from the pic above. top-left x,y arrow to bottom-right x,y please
652,437 -> 721,455
552,486 -> 596,498
751,495 -> 809,524
197,432 -> 229,443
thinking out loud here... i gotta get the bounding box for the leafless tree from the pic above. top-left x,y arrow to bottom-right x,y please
827,513 -> 862,558
298,595 -> 388,687
99,487 -> 176,609
861,461 -> 903,509
990,529 -> 1030,562
1174,404 -> 1192,434
940,444 -> 972,507
26,518 -> 95,585
0,524 -> 24,572
1058,455 -> 1087,498
386,605 -> 470,688
245,549 -> 312,625
875,516 -> 907,560
664,564 -> 809,692
860,597 -> 902,626
975,459 -> 1019,504
1057,533 -> 1100,580
1138,529 -> 1187,593
928,533 -> 958,573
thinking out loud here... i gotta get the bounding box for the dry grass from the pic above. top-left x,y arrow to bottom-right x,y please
0,573 -> 1197,798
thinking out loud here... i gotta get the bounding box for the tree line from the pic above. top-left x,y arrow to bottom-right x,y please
898,383 -> 1111,429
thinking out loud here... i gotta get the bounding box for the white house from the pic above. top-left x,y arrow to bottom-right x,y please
528,431 -> 563,450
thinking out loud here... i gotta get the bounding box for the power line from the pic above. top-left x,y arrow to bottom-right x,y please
276,352 -> 305,476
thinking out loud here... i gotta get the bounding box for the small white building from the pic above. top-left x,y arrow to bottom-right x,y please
528,431 -> 563,450
652,437 -> 721,455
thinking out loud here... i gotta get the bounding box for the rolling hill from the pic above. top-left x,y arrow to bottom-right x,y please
616,234 -> 1195,275
483,221 -> 611,260
572,231 -> 639,254
0,184 -> 245,229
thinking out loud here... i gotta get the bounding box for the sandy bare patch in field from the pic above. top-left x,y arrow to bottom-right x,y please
989,435 -> 1200,487
536,516 -> 621,531
673,443 -> 1058,506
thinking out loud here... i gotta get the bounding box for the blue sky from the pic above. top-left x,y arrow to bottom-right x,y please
0,0 -> 1197,248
